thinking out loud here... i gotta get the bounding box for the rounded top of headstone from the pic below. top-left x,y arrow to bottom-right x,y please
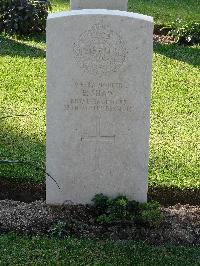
48,10 -> 153,23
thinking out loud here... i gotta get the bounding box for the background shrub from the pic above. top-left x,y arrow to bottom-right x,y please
169,20 -> 200,45
0,0 -> 11,13
0,0 -> 11,31
0,0 -> 51,35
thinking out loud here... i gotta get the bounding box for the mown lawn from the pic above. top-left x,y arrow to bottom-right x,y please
0,234 -> 200,265
0,1 -> 199,264
51,0 -> 70,12
0,35 -> 46,182
50,0 -> 200,24
0,0 -> 200,188
0,36 -> 199,188
0,1 -> 199,188
128,0 -> 200,24
150,44 -> 200,189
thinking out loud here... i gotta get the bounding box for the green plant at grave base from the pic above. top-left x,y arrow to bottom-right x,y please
92,194 -> 163,227
97,195 -> 131,222
107,196 -> 130,220
0,0 -> 51,35
169,20 -> 200,45
91,193 -> 109,215
137,201 -> 164,228
48,221 -> 68,238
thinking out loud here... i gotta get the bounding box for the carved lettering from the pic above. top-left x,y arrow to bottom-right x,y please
65,79 -> 133,113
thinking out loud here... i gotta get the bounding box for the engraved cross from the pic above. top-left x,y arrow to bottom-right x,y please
81,116 -> 115,172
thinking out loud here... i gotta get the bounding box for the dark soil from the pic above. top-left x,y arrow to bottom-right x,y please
153,34 -> 175,44
154,24 -> 172,36
148,187 -> 200,206
0,199 -> 199,245
0,180 -> 199,245
153,24 -> 175,45
0,180 -> 45,202
0,180 -> 199,206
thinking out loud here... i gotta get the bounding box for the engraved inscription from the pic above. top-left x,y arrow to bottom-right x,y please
64,80 -> 134,113
65,99 -> 133,112
73,23 -> 128,75
81,116 -> 115,172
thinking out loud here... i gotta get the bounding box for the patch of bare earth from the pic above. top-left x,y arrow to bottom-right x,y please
0,200 -> 199,245
153,34 -> 175,44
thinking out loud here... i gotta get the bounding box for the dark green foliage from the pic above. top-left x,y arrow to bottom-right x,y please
48,221 -> 68,238
0,0 -> 10,31
169,20 -> 200,45
106,195 -> 129,220
92,194 -> 163,227
97,195 -> 131,222
137,201 -> 163,227
0,0 -> 11,13
0,0 -> 51,35
92,193 -> 109,215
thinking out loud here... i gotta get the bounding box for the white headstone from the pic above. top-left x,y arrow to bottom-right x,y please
46,10 -> 153,205
71,0 -> 128,11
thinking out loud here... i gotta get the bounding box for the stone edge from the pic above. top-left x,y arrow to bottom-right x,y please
48,9 -> 153,23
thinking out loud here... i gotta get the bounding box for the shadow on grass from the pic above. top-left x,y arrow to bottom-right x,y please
148,150 -> 200,203
0,117 -> 45,183
0,180 -> 199,205
154,42 -> 200,67
0,114 -> 46,201
14,33 -> 46,44
0,35 -> 45,58
1,115 -> 199,205
148,186 -> 200,206
0,121 -> 199,205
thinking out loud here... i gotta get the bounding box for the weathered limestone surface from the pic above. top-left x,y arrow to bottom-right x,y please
46,10 -> 153,204
71,0 -> 128,11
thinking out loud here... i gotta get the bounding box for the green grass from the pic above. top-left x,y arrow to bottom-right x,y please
128,0 -> 200,25
0,1 -> 200,189
0,234 -> 200,265
0,35 -> 199,189
50,0 -> 200,24
51,0 -> 70,12
0,35 -> 46,182
150,44 -> 200,189
0,3 -> 199,262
